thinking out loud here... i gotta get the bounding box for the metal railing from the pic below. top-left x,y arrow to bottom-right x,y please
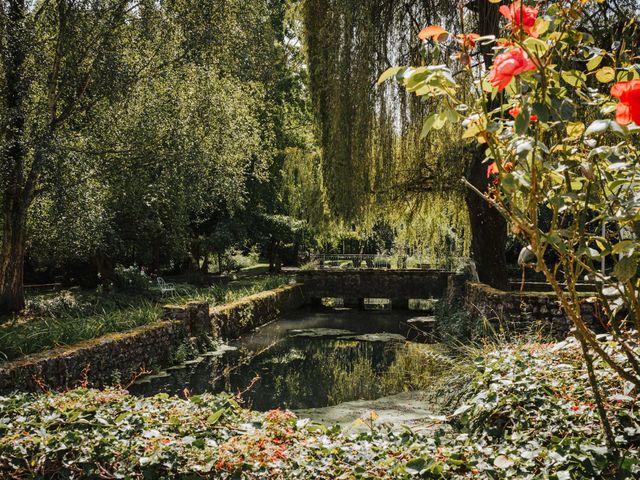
307,253 -> 470,271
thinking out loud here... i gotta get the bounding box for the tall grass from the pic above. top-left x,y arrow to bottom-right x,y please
167,275 -> 290,306
0,302 -> 161,361
0,275 -> 291,362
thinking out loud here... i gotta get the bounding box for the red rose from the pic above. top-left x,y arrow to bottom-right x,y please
611,79 -> 640,125
508,106 -> 537,121
509,106 -> 522,118
487,162 -> 499,179
488,48 -> 537,91
499,1 -> 539,38
487,161 -> 514,185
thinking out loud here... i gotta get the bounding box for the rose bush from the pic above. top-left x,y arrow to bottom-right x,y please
381,0 -> 640,450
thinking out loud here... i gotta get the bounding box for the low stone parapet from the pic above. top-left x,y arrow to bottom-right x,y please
163,301 -> 213,337
0,284 -> 308,393
212,284 -> 308,339
465,282 -> 602,339
297,269 -> 463,306
0,320 -> 187,394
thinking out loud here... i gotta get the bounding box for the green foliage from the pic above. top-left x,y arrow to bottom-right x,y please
0,299 -> 160,361
379,344 -> 454,394
0,0 -> 315,307
447,339 -> 640,478
168,275 -> 290,307
171,339 -> 200,365
0,389 -> 242,478
299,260 -> 320,270
2,340 -> 639,478
387,1 -> 640,397
435,301 -> 476,343
23,290 -> 90,319
216,249 -> 260,274
303,0 -> 470,253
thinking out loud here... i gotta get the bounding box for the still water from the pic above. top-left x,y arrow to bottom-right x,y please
129,308 -> 427,411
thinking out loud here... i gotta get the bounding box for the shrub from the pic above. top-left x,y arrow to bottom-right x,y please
111,265 -> 151,293
299,260 -> 319,270
24,290 -> 88,318
435,300 -> 477,342
382,0 -> 640,447
218,248 -> 259,273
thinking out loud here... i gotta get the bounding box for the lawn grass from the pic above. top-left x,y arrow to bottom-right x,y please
0,274 -> 290,362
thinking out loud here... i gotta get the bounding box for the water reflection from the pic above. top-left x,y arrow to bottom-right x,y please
129,308 -> 422,410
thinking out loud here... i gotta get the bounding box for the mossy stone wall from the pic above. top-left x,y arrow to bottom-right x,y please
212,284 -> 308,338
465,282 -> 601,339
0,285 -> 308,393
0,320 -> 187,393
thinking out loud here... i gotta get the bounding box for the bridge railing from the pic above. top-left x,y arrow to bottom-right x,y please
308,253 -> 470,272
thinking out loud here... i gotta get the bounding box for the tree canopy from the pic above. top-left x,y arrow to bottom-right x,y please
0,0 -> 312,311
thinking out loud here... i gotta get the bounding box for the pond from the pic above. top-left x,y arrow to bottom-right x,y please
129,308 -> 434,411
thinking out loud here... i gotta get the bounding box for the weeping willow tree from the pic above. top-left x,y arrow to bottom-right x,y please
382,124 -> 473,266
304,0 -> 460,217
303,0 -> 510,286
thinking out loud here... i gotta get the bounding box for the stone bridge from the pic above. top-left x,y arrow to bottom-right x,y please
296,269 -> 463,309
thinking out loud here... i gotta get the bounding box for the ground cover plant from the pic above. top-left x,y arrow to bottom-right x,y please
0,338 -> 638,479
0,274 -> 289,362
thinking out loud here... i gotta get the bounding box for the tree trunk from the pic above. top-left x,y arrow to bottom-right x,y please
466,145 -> 509,289
200,250 -> 210,274
0,198 -> 27,313
190,239 -> 201,272
0,0 -> 30,315
268,239 -> 278,272
274,243 -> 282,272
151,240 -> 161,273
463,0 -> 509,290
94,252 -> 115,289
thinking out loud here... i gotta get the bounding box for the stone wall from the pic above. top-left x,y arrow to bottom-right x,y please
163,301 -> 215,337
212,284 -> 308,338
0,284 -> 308,393
3,279 -> 596,392
465,282 -> 602,339
0,320 -> 188,394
